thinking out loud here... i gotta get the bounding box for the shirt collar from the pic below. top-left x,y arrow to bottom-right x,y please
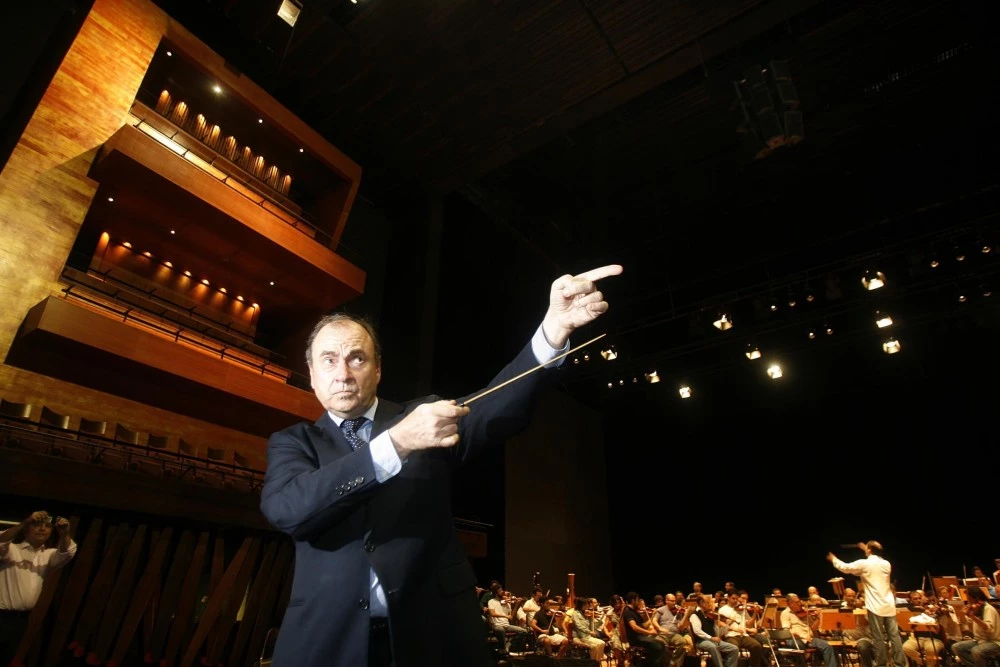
327,398 -> 378,427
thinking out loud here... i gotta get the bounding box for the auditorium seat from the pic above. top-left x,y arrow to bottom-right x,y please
39,406 -> 71,430
114,423 -> 141,446
0,398 -> 32,420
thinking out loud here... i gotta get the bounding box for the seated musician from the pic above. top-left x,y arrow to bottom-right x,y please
529,596 -> 568,656
623,592 -> 667,665
517,587 -> 544,628
740,591 -> 770,645
603,595 -> 626,665
841,591 -> 876,667
933,585 -> 964,647
486,584 -> 529,654
690,594 -> 740,667
719,592 -> 768,667
903,590 -> 946,667
951,587 -> 1000,667
563,596 -> 606,661
971,567 -> 999,600
655,593 -> 694,667
807,587 -> 830,606
779,593 -> 839,667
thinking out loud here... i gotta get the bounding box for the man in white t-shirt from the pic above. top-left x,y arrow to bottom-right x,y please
828,540 -> 904,667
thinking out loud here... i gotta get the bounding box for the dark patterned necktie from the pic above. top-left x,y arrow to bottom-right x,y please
341,417 -> 369,451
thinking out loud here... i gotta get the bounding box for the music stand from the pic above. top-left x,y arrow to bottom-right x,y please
828,577 -> 846,600
931,576 -> 961,599
819,611 -> 858,632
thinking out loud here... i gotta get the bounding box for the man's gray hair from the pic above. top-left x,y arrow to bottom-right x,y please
305,313 -> 382,367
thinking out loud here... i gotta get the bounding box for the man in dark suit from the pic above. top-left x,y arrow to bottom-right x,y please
260,264 -> 622,667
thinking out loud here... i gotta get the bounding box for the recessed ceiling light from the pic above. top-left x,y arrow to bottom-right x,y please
269,281 -> 275,286
298,148 -> 304,153
107,196 -> 114,202
170,229 -> 176,235
212,84 -> 222,94
258,118 -> 263,124
166,50 -> 173,57
183,270 -> 192,277
202,278 -> 210,285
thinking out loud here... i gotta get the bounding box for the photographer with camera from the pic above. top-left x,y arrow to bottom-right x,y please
0,510 -> 77,665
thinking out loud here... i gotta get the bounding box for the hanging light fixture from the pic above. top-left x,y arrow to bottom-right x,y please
767,364 -> 783,379
678,386 -> 692,399
600,345 -> 618,361
882,338 -> 901,355
875,311 -> 893,328
745,344 -> 762,360
713,312 -> 734,331
644,370 -> 661,384
861,270 -> 886,291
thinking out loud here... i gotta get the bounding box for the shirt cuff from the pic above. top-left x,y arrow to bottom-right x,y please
369,431 -> 403,483
532,324 -> 569,367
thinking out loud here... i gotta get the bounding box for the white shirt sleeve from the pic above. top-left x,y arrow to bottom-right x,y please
368,432 -> 402,483
832,557 -> 866,575
690,613 -> 712,640
532,325 -> 570,367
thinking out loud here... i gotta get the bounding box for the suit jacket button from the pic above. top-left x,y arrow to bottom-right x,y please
356,476 -> 364,484
359,599 -> 369,610
364,541 -> 375,553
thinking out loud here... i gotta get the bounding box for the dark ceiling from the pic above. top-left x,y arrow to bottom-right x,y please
148,0 -> 1000,405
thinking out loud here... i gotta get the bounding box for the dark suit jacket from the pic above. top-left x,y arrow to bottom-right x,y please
260,341 -> 552,666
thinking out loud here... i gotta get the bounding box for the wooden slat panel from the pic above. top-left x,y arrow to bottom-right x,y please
178,537 -> 255,667
109,527 -> 175,667
90,524 -> 148,663
147,531 -> 198,662
207,539 -> 261,664
244,543 -> 293,667
70,524 -> 133,658
228,541 -> 278,667
43,519 -> 104,667
162,531 -> 211,667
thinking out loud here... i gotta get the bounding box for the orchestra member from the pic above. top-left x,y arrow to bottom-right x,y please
902,590 -> 945,667
690,594 -> 740,667
779,594 -> 838,667
624,592 -> 667,665
530,596 -> 568,656
719,593 -> 768,667
951,587 -> 1000,667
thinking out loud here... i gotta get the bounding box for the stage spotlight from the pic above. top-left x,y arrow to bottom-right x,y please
807,329 -> 816,340
745,344 -> 762,360
678,386 -> 692,399
767,364 -> 783,379
600,345 -> 618,361
713,313 -> 734,331
875,311 -> 893,328
882,338 -> 901,355
644,370 -> 661,384
862,270 -> 885,291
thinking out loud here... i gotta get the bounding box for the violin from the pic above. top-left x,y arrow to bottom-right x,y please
793,607 -> 819,619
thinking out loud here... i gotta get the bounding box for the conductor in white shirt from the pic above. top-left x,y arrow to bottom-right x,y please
828,540 -> 905,667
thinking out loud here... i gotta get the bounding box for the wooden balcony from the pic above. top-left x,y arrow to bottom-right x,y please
9,297 -> 322,438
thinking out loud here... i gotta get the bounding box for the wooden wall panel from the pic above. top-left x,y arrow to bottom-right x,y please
0,0 -> 168,360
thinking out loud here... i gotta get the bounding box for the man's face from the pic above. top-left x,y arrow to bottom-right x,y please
787,596 -> 803,611
27,520 -> 52,547
699,595 -> 714,612
666,595 -> 677,607
308,321 -> 382,419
